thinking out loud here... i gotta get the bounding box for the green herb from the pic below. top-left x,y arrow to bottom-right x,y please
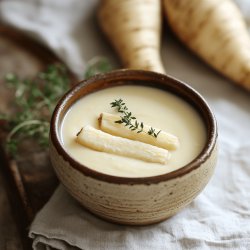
0,57 -> 113,157
1,64 -> 70,156
110,98 -> 161,138
84,56 -> 113,79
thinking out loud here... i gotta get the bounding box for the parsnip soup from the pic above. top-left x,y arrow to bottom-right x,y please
61,85 -> 206,177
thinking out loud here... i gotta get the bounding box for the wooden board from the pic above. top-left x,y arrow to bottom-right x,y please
0,25 -> 70,249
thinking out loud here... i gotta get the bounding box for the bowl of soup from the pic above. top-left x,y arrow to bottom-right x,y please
50,69 -> 217,225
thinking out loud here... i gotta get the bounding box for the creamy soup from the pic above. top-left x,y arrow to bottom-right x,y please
61,85 -> 206,177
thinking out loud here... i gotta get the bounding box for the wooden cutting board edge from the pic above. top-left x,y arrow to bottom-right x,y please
0,147 -> 33,249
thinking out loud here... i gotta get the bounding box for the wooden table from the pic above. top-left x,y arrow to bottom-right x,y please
0,26 -> 65,249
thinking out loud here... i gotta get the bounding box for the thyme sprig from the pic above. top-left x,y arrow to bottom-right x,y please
110,99 -> 161,138
1,64 -> 70,156
1,57 -> 113,157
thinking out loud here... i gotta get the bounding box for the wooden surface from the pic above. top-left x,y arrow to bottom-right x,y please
0,169 -> 23,250
0,26 -> 63,249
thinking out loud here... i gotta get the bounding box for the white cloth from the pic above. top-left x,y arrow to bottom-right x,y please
1,0 -> 250,249
0,0 -> 117,78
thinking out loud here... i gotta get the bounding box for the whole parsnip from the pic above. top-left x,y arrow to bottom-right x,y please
164,0 -> 250,90
98,0 -> 165,73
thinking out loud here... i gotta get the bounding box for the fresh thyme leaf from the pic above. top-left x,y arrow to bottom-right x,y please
110,99 -> 161,138
156,130 -> 161,136
147,127 -> 154,136
138,122 -> 144,133
115,120 -> 123,124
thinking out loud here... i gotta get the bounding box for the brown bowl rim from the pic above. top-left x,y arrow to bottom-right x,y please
50,69 -> 217,185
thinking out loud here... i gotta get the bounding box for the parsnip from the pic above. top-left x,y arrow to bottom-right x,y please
76,125 -> 170,164
164,0 -> 250,90
98,0 -> 165,73
99,112 -> 179,150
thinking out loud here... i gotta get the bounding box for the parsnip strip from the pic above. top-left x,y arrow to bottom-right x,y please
76,125 -> 169,164
99,112 -> 179,150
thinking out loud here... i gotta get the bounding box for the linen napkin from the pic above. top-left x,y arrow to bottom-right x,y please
1,0 -> 250,249
0,0 -> 117,78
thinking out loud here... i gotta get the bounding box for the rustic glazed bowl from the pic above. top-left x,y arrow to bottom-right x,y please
50,69 -> 217,225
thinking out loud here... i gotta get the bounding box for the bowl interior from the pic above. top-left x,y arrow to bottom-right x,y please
51,69 -> 217,184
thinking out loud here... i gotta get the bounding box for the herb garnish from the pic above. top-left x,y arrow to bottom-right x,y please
110,99 -> 161,138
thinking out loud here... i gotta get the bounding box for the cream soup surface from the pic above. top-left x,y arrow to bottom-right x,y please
61,85 -> 206,177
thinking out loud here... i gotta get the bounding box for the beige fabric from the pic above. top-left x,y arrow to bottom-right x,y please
0,0 -> 250,249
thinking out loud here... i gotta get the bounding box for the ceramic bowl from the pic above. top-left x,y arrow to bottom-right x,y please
49,69 -> 217,225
